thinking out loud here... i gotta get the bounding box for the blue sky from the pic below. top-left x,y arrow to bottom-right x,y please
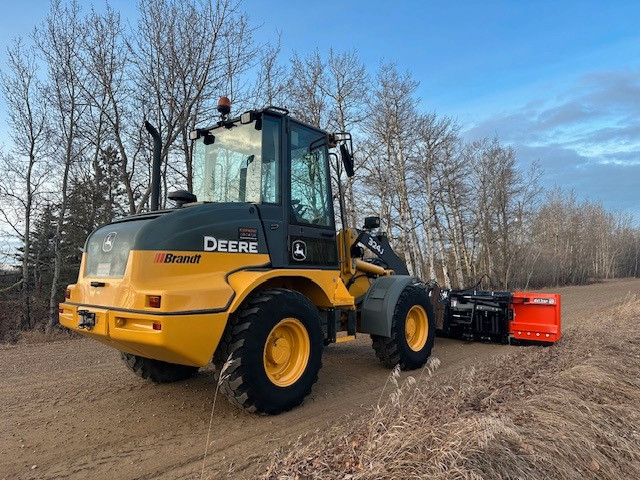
1,0 -> 639,219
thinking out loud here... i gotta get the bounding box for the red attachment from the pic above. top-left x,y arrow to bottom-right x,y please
510,292 -> 561,343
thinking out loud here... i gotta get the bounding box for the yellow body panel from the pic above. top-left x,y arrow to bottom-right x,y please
61,249 -> 356,367
69,250 -> 270,311
226,268 -> 354,311
337,227 -> 394,301
347,275 -> 374,302
337,228 -> 359,277
60,304 -> 226,366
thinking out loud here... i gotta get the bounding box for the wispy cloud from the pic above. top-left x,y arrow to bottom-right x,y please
464,69 -> 640,219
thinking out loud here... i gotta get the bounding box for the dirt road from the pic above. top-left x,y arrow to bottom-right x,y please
2,279 -> 639,480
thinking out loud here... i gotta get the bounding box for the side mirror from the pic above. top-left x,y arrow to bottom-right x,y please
340,144 -> 354,177
364,216 -> 380,230
168,190 -> 197,208
203,132 -> 215,145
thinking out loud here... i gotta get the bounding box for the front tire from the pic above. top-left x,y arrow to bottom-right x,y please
213,288 -> 323,414
120,352 -> 199,383
371,285 -> 435,370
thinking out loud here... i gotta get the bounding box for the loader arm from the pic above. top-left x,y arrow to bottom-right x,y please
355,230 -> 409,275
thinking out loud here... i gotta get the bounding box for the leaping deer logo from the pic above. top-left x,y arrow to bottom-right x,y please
102,232 -> 117,252
292,240 -> 306,261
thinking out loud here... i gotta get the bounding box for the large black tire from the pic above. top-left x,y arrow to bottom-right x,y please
120,352 -> 198,383
371,285 -> 435,370
213,288 -> 323,415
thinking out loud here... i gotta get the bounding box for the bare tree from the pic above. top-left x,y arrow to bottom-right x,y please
322,49 -> 368,227
288,50 -> 327,127
363,64 -> 424,276
0,38 -> 49,329
252,32 -> 288,107
80,4 -> 140,214
414,114 -> 460,283
34,0 -> 89,329
132,0 -> 252,202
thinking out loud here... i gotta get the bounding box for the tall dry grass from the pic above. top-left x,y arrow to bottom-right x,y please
262,298 -> 640,479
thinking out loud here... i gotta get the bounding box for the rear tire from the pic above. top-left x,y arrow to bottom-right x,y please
371,285 -> 435,370
120,352 -> 198,383
213,288 -> 323,414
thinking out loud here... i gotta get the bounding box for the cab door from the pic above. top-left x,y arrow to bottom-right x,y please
286,120 -> 338,269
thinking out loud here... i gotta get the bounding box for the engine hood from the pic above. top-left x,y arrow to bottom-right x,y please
84,203 -> 268,278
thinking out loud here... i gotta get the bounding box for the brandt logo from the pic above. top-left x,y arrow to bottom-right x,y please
102,232 -> 117,252
154,252 -> 202,264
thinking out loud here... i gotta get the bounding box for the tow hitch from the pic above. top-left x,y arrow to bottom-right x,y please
77,310 -> 96,330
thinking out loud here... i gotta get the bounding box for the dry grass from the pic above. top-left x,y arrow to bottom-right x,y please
262,298 -> 640,480
16,327 -> 76,345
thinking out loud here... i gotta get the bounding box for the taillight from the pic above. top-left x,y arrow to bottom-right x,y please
152,322 -> 162,331
65,289 -> 71,299
147,295 -> 161,308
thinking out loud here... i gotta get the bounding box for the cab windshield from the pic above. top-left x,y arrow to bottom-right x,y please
192,116 -> 280,203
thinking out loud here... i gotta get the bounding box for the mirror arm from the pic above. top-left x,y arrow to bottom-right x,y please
330,152 -> 347,230
309,135 -> 328,152
330,152 -> 350,270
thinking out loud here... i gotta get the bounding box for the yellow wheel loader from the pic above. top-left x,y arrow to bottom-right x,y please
59,98 -> 435,414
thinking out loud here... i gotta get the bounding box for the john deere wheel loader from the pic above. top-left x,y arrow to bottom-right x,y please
59,98 -> 436,414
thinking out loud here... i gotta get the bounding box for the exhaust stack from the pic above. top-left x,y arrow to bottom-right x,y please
144,121 -> 162,211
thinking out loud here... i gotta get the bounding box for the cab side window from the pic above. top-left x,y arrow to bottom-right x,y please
289,124 -> 332,227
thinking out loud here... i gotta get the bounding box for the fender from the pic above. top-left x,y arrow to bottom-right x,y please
226,268 -> 354,312
360,275 -> 416,336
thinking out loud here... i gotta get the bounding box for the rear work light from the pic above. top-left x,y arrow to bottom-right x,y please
147,295 -> 162,308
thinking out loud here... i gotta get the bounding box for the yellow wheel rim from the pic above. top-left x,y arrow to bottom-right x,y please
405,305 -> 428,352
263,317 -> 310,387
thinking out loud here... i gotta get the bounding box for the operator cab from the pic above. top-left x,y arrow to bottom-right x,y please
189,102 -> 351,269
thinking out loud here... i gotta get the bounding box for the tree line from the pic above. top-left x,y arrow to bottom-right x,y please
0,0 -> 637,338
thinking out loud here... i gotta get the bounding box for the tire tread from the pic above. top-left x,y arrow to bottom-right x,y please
371,285 -> 435,370
213,288 -> 322,414
120,352 -> 198,383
